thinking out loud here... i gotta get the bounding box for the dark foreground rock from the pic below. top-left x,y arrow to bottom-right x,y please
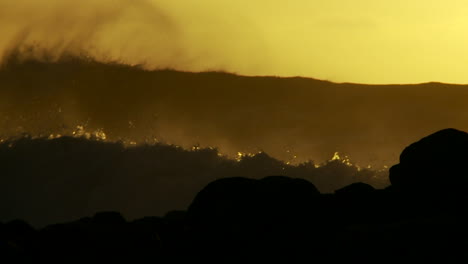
3,129 -> 468,262
390,128 -> 468,193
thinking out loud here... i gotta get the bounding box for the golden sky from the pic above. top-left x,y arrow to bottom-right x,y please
1,0 -> 468,84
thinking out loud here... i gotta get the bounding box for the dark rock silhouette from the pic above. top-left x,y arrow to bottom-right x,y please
187,176 -> 319,226
390,128 -> 468,194
4,129 -> 468,262
92,211 -> 126,225
335,182 -> 375,196
1,220 -> 37,261
186,176 -> 325,261
35,212 -> 175,262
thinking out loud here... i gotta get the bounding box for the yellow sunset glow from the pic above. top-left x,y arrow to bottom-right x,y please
158,0 -> 468,84
1,0 -> 467,84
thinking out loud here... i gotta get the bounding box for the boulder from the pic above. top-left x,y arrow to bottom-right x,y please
389,128 -> 468,193
187,176 -> 320,227
186,176 -> 322,260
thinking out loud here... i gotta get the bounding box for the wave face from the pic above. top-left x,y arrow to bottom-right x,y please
2,58 -> 468,167
0,0 -> 268,76
0,136 -> 387,227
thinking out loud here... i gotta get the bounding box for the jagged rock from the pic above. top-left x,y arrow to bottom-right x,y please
335,182 -> 375,196
92,211 -> 126,225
